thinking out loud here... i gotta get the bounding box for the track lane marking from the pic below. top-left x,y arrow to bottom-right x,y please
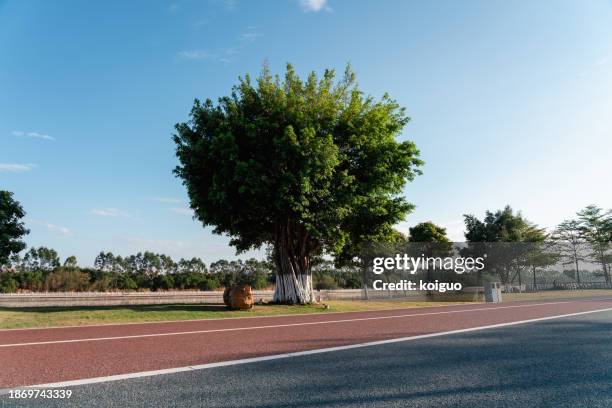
2,306 -> 611,394
0,299 -> 607,348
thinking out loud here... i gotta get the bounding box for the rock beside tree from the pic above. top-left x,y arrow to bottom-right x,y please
223,284 -> 254,310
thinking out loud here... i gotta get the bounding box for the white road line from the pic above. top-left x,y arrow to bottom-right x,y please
0,300 -> 599,348
1,306 -> 611,394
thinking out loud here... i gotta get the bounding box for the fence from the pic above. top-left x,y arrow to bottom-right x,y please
0,291 -> 272,308
524,282 -> 612,292
0,287 -> 485,308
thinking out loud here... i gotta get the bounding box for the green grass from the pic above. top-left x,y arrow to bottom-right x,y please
0,300 -> 469,329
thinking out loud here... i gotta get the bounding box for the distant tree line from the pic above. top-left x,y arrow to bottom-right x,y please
0,248 -> 276,293
0,248 -> 362,294
0,190 -> 609,293
402,205 -> 611,286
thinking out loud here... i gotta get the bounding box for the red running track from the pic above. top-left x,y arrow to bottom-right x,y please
1,297 -> 612,388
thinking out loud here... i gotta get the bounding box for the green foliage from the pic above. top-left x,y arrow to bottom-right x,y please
577,205 -> 612,282
173,64 -> 423,292
0,274 -> 18,293
551,219 -> 588,283
463,206 -> 548,284
44,268 -> 90,291
15,270 -> 45,291
314,274 -> 338,290
21,247 -> 60,272
0,191 -> 29,267
464,205 -> 546,243
117,274 -> 138,291
152,274 -> 175,291
63,256 -> 78,268
408,222 -> 450,243
312,259 -> 361,290
198,275 -> 221,291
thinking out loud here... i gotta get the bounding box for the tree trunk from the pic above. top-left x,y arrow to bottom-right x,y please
362,260 -> 369,301
272,220 -> 316,304
601,250 -> 610,284
574,257 -> 581,284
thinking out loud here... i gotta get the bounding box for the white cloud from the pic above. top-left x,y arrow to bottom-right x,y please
299,0 -> 330,12
0,163 -> 36,173
12,130 -> 55,141
32,220 -> 71,236
90,208 -> 132,218
178,49 -> 212,60
153,197 -> 183,204
178,49 -> 234,63
170,207 -> 194,216
240,27 -> 262,43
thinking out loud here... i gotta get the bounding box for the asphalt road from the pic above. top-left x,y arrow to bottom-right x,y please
2,297 -> 612,389
2,308 -> 611,407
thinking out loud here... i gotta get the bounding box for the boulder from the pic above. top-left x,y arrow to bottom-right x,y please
223,284 -> 254,310
230,284 -> 254,310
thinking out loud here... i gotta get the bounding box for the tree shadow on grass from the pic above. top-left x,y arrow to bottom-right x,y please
0,302 -> 323,315
0,303 -> 229,314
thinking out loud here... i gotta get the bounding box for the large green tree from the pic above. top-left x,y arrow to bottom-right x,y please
173,64 -> 423,303
463,206 -> 547,284
0,191 -> 29,269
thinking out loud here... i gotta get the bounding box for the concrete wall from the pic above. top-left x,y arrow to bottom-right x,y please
0,291 -> 272,308
0,287 -> 484,308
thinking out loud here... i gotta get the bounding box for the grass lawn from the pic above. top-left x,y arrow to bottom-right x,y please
0,300 -> 469,330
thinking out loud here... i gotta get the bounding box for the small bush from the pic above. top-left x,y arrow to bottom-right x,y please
199,275 -> 221,291
0,274 -> 18,293
118,274 -> 138,291
44,268 -> 90,291
151,274 -> 174,291
315,275 -> 338,290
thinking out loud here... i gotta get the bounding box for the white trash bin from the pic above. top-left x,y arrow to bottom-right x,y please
484,282 -> 503,303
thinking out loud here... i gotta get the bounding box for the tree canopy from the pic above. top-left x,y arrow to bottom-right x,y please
463,206 -> 547,284
576,205 -> 611,283
408,222 -> 450,243
173,64 -> 423,303
0,191 -> 29,268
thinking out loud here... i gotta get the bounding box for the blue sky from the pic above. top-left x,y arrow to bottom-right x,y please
1,0 -> 611,265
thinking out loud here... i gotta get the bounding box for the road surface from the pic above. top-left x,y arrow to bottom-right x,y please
1,297 -> 611,407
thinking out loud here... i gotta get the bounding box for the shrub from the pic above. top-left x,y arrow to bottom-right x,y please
199,275 -> 221,291
0,274 -> 18,293
15,271 -> 45,291
238,271 -> 270,289
152,274 -> 174,291
118,274 -> 138,291
44,268 -> 90,291
314,274 -> 338,290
